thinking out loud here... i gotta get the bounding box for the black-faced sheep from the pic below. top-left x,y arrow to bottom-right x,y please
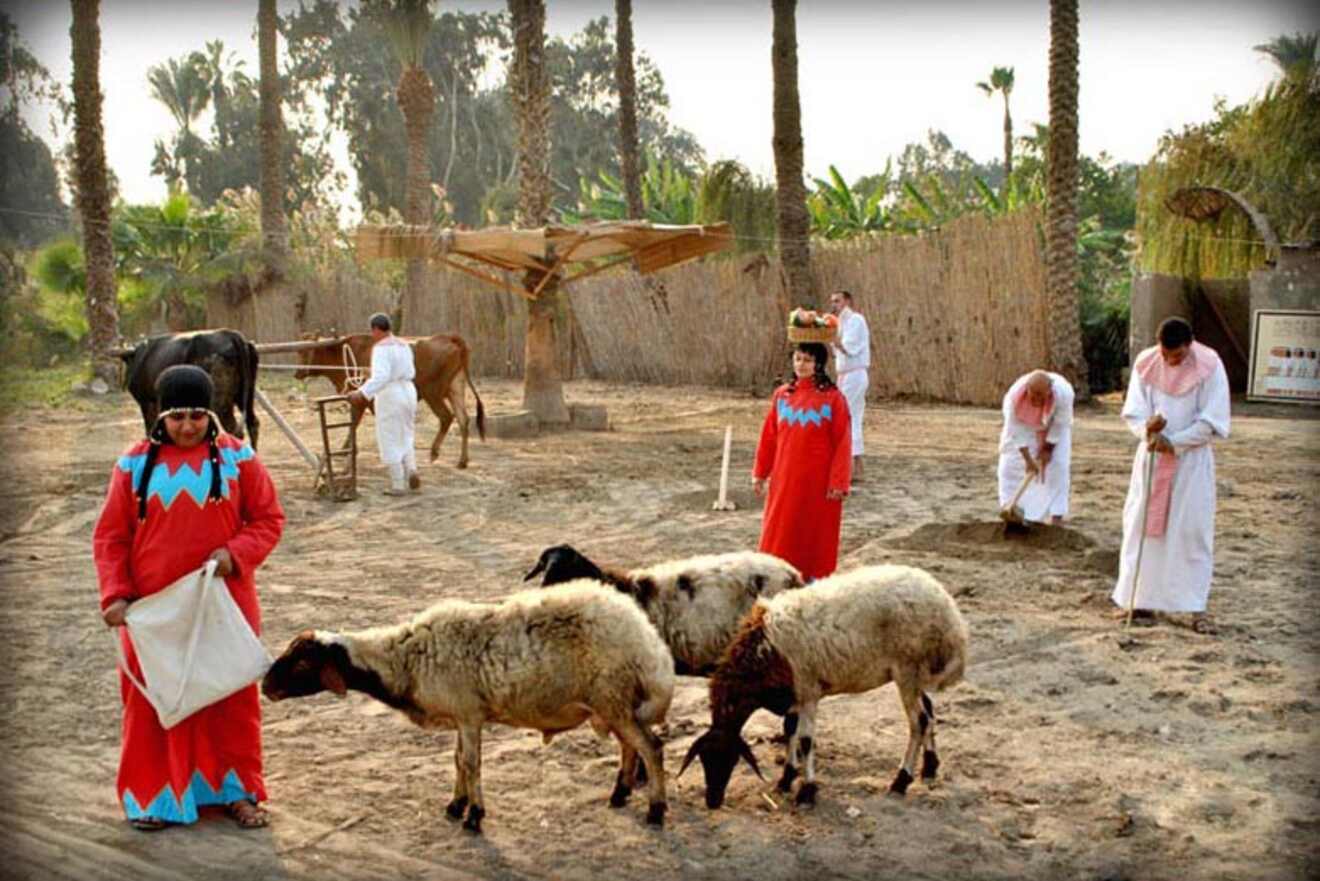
262,583 -> 675,832
679,564 -> 968,809
524,544 -> 804,676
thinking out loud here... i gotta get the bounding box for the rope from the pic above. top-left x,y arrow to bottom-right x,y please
342,343 -> 367,390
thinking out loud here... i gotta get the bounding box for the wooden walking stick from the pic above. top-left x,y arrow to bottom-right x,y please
1125,445 -> 1159,628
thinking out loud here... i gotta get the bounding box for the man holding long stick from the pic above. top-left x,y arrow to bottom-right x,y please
1111,317 -> 1230,633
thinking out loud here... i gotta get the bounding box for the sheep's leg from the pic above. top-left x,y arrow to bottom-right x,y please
457,724 -> 485,833
775,706 -> 801,794
792,703 -> 819,807
889,677 -> 923,796
615,718 -> 666,826
609,737 -> 639,807
445,734 -> 470,821
919,691 -> 940,781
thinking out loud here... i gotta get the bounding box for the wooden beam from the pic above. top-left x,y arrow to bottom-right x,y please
433,255 -> 536,301
253,338 -> 347,354
254,388 -> 321,473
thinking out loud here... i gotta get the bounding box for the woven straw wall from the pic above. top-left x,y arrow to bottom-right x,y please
208,208 -> 1046,405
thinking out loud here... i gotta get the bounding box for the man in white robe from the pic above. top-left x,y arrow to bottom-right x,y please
1111,317 -> 1230,631
998,369 -> 1074,524
829,290 -> 870,479
349,313 -> 419,495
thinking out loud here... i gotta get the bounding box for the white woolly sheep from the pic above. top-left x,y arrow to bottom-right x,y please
524,544 -> 805,675
679,564 -> 969,809
262,582 -> 676,833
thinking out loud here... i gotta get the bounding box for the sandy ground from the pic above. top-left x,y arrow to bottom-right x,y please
0,375 -> 1317,881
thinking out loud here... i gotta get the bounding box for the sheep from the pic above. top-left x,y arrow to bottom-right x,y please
524,544 -> 805,676
261,582 -> 676,833
678,564 -> 968,810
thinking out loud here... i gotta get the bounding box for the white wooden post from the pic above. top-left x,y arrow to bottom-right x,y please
712,424 -> 737,511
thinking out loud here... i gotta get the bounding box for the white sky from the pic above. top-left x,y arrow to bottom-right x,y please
8,0 -> 1319,212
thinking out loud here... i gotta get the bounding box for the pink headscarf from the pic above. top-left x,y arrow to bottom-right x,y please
1134,341 -> 1219,397
1012,377 -> 1054,451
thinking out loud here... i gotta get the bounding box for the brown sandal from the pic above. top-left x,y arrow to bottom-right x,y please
226,800 -> 269,829
130,817 -> 168,832
1190,615 -> 1217,635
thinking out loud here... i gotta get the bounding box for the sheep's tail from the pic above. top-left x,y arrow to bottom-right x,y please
634,655 -> 676,726
926,616 -> 969,692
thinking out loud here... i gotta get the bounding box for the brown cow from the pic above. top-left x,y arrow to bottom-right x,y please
294,333 -> 486,468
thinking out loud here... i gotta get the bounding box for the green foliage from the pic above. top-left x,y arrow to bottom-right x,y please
0,361 -> 98,414
0,13 -> 68,247
1253,31 -> 1318,78
561,155 -> 698,225
1135,65 -> 1320,279
695,160 -> 777,252
976,66 -> 1015,99
112,190 -> 254,330
808,163 -> 896,238
378,0 -> 434,69
281,4 -> 700,225
30,240 -> 88,341
147,43 -> 343,208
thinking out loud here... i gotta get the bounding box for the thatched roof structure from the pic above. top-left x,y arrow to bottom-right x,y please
354,221 -> 734,299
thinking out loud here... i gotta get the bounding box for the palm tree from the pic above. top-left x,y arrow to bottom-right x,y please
614,0 -> 643,220
509,0 -> 569,424
69,0 -> 120,384
1253,31 -> 1318,79
258,0 -> 288,277
1045,0 -> 1089,395
146,54 -> 210,184
383,0 -> 436,332
977,66 -> 1015,177
771,0 -> 814,305
199,40 -> 240,149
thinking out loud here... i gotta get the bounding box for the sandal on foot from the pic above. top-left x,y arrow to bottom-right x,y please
1191,615 -> 1217,635
1113,608 -> 1154,622
226,800 -> 270,829
130,817 -> 168,832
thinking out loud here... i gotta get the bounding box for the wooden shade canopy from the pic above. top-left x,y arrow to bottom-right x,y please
353,221 -> 735,300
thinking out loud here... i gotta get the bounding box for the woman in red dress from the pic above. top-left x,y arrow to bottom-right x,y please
93,365 -> 284,830
753,343 -> 852,580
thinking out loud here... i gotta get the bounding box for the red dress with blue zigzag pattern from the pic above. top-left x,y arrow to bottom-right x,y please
753,380 -> 852,580
92,432 -> 284,823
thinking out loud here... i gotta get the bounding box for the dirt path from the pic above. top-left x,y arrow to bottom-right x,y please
1,377 -> 1317,880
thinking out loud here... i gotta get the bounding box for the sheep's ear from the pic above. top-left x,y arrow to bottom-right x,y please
737,737 -> 765,780
319,662 -> 347,696
523,557 -> 547,582
679,732 -> 709,778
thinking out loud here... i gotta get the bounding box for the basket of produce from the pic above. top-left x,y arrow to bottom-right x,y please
786,308 -> 839,343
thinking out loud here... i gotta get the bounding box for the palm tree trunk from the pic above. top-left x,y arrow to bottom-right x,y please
69,0 -> 120,385
615,0 -> 643,220
771,0 -> 814,306
398,65 -> 435,334
258,0 -> 288,279
510,0 -> 569,424
1045,0 -> 1089,395
1002,97 -> 1014,178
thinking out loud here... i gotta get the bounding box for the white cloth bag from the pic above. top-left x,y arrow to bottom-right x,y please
115,560 -> 272,729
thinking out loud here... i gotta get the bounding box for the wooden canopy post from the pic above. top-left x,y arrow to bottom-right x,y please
523,266 -> 570,424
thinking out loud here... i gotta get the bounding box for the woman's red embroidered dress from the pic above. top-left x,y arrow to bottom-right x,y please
753,381 -> 852,580
92,433 -> 284,823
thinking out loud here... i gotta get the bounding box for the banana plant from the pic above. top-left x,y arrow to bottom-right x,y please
807,162 -> 894,239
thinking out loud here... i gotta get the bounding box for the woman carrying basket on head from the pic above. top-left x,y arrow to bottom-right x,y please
93,365 -> 285,831
752,310 -> 853,581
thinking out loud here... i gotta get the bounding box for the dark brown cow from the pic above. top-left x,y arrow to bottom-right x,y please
294,333 -> 486,468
